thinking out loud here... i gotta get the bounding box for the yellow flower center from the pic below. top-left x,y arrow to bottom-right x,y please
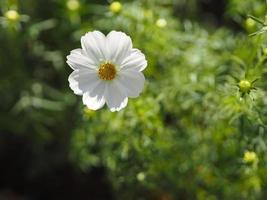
98,63 -> 117,80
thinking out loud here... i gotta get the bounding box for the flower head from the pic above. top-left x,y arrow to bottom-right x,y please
109,1 -> 122,13
67,31 -> 147,112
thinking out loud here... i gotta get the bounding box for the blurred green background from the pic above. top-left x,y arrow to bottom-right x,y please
1,0 -> 267,199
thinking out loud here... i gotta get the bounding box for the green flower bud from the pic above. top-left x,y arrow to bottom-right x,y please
243,151 -> 258,164
136,172 -> 145,182
239,80 -> 252,94
156,18 -> 167,28
4,10 -> 20,22
66,0 -> 80,11
245,18 -> 256,29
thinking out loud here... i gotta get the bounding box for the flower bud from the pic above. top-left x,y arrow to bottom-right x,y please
243,151 -> 258,164
66,0 -> 80,11
245,18 -> 256,28
109,1 -> 122,13
238,80 -> 252,94
156,18 -> 167,28
136,172 -> 146,182
4,10 -> 20,22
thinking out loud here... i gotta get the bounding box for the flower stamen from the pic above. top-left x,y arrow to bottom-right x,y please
98,63 -> 117,80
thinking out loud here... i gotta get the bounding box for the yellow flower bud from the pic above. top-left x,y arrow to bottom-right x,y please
4,10 -> 20,21
66,0 -> 80,11
156,18 -> 167,28
109,1 -> 122,14
243,151 -> 258,164
238,80 -> 252,94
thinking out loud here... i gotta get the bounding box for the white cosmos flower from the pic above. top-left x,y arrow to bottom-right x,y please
66,30 -> 147,112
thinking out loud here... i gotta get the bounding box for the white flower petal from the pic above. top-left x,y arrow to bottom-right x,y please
82,82 -> 106,110
105,81 -> 128,112
106,31 -> 132,65
66,49 -> 98,70
81,31 -> 107,64
120,49 -> 147,72
68,69 -> 100,95
117,70 -> 145,98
